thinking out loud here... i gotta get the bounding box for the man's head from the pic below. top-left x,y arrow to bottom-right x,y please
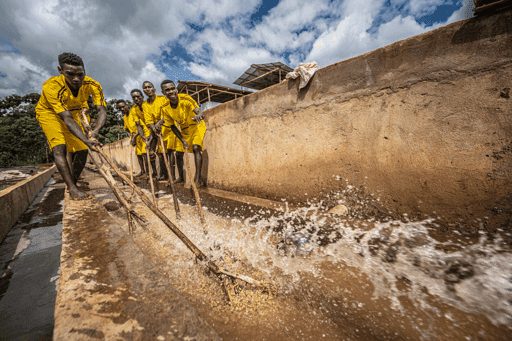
117,99 -> 129,115
142,81 -> 155,98
58,52 -> 85,91
161,80 -> 178,104
130,89 -> 144,106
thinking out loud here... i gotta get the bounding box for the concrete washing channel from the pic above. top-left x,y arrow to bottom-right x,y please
1,6 -> 512,341
0,165 -> 60,340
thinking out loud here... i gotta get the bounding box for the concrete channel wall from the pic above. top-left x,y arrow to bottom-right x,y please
102,10 -> 512,232
0,165 -> 57,243
97,138 -> 141,173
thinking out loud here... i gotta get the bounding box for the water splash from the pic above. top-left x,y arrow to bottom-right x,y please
104,185 -> 512,339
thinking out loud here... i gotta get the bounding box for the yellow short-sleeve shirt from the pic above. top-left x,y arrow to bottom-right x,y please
35,75 -> 106,152
161,94 -> 201,128
35,75 -> 106,121
130,105 -> 150,137
142,95 -> 169,126
123,110 -> 138,135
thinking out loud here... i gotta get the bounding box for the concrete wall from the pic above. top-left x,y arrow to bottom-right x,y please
203,10 -> 512,232
0,165 -> 57,243
96,136 -> 192,177
96,138 -> 141,173
101,11 -> 512,233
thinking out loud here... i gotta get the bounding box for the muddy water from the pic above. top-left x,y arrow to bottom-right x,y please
95,182 -> 512,341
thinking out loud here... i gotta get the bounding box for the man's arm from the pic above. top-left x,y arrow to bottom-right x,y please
91,105 -> 107,139
192,107 -> 204,123
58,111 -> 101,149
135,121 -> 149,144
154,118 -> 164,134
148,123 -> 157,134
170,125 -> 189,151
130,132 -> 139,146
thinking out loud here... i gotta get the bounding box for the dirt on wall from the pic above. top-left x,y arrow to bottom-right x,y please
202,10 -> 512,237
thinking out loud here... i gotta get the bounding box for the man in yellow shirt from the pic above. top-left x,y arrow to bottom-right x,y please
66,96 -> 92,188
118,99 -> 147,177
131,89 -> 155,178
156,79 -> 206,187
35,52 -> 106,200
141,81 -> 172,181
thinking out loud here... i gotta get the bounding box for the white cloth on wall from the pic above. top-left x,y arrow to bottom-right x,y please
285,61 -> 318,89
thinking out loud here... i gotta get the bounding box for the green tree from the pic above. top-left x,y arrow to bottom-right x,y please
87,98 -> 130,144
0,93 -> 131,168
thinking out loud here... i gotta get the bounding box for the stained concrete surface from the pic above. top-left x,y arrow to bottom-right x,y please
0,174 -> 64,341
86,166 -> 512,340
0,165 -> 57,244
201,10 -> 512,234
97,9 -> 512,238
53,169 -> 220,340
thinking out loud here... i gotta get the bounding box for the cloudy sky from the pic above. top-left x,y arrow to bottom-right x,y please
0,0 -> 474,100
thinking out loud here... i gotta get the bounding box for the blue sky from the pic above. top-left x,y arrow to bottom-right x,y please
0,0 -> 474,99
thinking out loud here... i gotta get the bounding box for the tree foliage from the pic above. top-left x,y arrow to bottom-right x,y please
88,98 -> 130,145
0,93 -> 130,168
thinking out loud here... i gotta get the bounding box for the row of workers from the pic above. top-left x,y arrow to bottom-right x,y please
34,52 -> 205,200
118,79 -> 206,187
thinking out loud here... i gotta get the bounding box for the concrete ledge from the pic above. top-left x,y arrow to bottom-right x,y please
55,189 -> 220,340
0,165 -> 57,244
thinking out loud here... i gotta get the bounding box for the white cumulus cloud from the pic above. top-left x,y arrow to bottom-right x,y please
0,0 -> 471,98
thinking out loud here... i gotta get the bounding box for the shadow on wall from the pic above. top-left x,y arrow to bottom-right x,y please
451,9 -> 512,44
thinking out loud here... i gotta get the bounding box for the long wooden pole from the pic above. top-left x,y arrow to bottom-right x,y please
145,139 -> 157,206
157,133 -> 181,220
94,146 -> 266,287
79,110 -> 268,289
79,110 -> 146,232
130,141 -> 134,196
184,153 -> 207,228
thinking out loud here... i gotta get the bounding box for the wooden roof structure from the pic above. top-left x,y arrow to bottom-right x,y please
233,62 -> 294,90
177,81 -> 253,105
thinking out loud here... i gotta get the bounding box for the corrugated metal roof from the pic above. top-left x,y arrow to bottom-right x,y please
233,62 -> 294,90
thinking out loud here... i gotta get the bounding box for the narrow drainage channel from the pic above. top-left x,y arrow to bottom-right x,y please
90,170 -> 512,340
0,173 -> 65,341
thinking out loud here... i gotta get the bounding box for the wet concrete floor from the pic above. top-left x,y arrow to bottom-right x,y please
3,166 -> 510,340
89,169 -> 512,340
0,173 -> 64,341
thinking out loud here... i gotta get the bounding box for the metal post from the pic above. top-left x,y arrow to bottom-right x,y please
207,87 -> 210,104
279,68 -> 281,82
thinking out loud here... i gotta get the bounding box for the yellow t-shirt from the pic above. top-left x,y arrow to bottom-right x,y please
161,94 -> 202,128
130,104 -> 145,124
123,110 -> 138,135
142,95 -> 169,126
130,105 -> 149,136
35,75 -> 106,122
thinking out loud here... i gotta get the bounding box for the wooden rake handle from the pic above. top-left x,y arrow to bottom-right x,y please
157,132 -> 181,220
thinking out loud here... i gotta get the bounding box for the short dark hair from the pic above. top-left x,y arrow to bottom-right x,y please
142,81 -> 154,88
160,79 -> 176,89
116,99 -> 126,105
58,52 -> 84,68
130,89 -> 143,96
